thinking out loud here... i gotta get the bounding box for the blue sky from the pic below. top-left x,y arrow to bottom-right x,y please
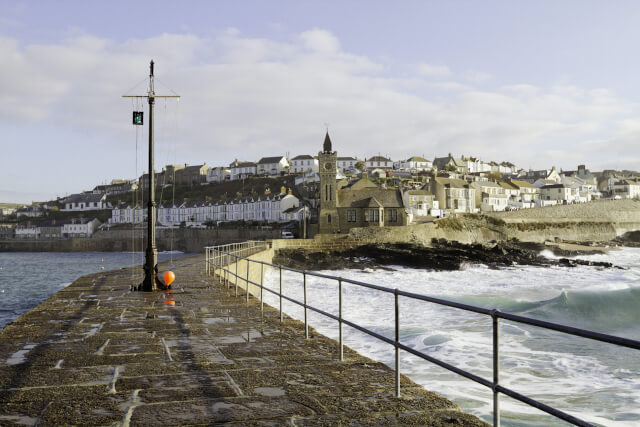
2,1 -> 640,203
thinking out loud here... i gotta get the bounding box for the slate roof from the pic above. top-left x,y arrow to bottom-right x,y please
433,155 -> 464,168
367,156 -> 392,162
338,156 -> 357,161
65,193 -> 105,204
406,156 -> 429,162
257,156 -> 285,164
509,179 -> 536,189
337,188 -> 404,209
292,155 -> 314,160
180,164 -> 207,174
37,220 -> 72,227
229,160 -> 256,168
433,177 -> 470,188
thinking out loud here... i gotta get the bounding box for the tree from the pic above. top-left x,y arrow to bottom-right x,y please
355,161 -> 365,170
445,164 -> 457,172
487,172 -> 503,181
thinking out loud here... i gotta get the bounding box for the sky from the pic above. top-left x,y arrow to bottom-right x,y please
1,1 -> 640,204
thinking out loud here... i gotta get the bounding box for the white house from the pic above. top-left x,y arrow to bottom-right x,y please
15,224 -> 40,239
506,179 -> 539,209
337,156 -> 360,173
539,184 -> 580,204
290,155 -> 318,173
365,155 -> 393,170
470,181 -> 508,212
15,205 -> 43,217
63,193 -> 108,211
401,189 -> 438,217
109,204 -> 146,224
611,179 -> 640,199
256,156 -> 289,176
206,166 -> 231,183
229,160 -> 257,180
63,218 -> 101,237
395,156 -> 433,172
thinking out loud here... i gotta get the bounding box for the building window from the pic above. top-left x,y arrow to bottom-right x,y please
365,209 -> 380,222
347,210 -> 356,222
327,214 -> 332,224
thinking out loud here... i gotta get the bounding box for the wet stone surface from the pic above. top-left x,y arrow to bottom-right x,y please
0,254 -> 487,426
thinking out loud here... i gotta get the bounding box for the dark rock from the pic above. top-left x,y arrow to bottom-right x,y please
273,241 -> 621,272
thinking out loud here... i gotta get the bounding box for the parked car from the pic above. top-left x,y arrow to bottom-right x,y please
281,231 -> 295,239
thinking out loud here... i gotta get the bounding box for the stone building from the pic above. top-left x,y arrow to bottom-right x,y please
318,133 -> 408,234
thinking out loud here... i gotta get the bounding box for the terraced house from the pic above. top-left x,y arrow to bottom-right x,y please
431,177 -> 477,213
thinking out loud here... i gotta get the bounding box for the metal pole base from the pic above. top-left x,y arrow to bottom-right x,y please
133,247 -> 165,292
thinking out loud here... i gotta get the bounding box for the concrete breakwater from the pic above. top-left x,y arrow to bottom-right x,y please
0,253 -> 485,426
0,227 -> 281,253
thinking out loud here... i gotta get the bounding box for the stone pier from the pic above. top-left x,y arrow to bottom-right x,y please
0,254 -> 486,425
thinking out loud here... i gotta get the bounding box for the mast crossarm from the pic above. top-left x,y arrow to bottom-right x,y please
122,95 -> 180,98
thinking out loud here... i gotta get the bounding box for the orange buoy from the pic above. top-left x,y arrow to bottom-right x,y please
163,271 -> 175,286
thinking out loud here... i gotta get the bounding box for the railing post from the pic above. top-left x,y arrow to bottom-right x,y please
395,289 -> 400,398
303,272 -> 308,339
205,248 -> 209,275
279,265 -> 283,323
339,279 -> 343,362
492,309 -> 500,427
260,262 -> 264,313
246,258 -> 250,303
235,254 -> 239,297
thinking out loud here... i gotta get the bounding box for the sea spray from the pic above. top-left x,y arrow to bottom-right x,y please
262,247 -> 640,426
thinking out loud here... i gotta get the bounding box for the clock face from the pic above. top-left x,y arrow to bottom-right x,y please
324,162 -> 333,170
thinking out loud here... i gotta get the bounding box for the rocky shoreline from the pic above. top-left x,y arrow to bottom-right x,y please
273,239 -> 621,272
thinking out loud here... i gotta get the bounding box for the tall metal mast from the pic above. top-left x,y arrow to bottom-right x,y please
123,60 -> 180,291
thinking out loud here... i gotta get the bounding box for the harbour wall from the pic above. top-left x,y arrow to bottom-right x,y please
0,227 -> 281,253
214,248 -> 276,299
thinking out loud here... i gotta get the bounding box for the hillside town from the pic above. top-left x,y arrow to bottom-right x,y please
2,133 -> 639,240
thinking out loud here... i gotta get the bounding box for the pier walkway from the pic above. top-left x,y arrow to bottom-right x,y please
0,254 -> 485,426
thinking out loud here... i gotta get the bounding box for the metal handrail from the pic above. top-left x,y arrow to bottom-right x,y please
204,243 -> 640,427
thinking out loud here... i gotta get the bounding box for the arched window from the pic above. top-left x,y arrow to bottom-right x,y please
327,214 -> 332,223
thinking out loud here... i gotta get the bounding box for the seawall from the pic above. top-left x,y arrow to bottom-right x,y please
0,227 -> 281,253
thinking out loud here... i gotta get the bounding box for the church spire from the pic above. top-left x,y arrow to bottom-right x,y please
323,131 -> 332,153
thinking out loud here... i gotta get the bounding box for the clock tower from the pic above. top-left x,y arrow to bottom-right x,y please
318,131 -> 339,233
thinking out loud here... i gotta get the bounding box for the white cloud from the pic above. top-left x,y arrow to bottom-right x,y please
1,29 -> 639,202
300,28 -> 341,53
418,63 -> 451,78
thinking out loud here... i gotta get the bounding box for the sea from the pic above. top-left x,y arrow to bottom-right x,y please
260,247 -> 640,427
1,249 -> 638,426
0,251 -> 186,330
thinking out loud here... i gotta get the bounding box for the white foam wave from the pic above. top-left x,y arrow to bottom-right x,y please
261,247 -> 640,426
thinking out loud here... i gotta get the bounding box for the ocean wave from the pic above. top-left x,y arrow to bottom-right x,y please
515,287 -> 640,334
